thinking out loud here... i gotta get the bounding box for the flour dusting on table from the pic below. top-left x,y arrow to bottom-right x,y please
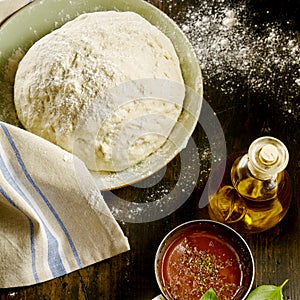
174,0 -> 300,120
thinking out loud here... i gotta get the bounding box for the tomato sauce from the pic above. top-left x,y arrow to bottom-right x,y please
159,230 -> 244,300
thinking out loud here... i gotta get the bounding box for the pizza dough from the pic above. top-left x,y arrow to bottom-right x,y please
14,11 -> 185,172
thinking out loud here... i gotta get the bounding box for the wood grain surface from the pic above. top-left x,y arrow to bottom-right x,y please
0,0 -> 299,299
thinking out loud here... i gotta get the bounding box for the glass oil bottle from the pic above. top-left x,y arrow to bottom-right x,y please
208,136 -> 292,234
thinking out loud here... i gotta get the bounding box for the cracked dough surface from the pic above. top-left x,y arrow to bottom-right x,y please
14,11 -> 185,171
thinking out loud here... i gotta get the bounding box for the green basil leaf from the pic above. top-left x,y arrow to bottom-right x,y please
200,288 -> 218,300
246,279 -> 288,300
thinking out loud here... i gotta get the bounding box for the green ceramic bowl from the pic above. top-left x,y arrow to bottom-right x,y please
0,0 -> 203,190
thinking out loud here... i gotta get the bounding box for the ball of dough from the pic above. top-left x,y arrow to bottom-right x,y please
14,11 -> 185,172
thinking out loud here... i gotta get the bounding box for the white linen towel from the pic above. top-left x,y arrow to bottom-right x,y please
0,122 -> 130,288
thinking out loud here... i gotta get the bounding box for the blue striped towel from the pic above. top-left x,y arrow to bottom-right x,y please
0,122 -> 130,288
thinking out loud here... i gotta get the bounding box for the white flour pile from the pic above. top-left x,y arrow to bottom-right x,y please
174,0 -> 300,121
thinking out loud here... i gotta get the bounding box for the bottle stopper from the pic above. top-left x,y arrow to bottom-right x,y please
248,136 -> 289,180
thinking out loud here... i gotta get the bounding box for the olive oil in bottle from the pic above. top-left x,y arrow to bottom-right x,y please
208,136 -> 292,234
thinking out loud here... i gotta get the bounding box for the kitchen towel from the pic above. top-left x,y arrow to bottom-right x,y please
0,122 -> 130,288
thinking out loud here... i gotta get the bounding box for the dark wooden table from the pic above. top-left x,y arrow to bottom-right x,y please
1,0 -> 299,299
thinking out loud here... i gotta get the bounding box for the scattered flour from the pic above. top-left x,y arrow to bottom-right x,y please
174,0 -> 300,120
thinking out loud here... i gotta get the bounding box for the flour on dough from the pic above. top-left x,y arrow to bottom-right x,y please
14,11 -> 185,171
